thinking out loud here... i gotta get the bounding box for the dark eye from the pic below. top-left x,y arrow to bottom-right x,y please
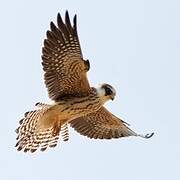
105,87 -> 112,96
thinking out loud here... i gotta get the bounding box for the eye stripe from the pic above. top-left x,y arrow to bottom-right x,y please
104,86 -> 112,96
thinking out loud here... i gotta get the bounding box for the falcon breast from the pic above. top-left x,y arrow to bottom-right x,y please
15,11 -> 154,153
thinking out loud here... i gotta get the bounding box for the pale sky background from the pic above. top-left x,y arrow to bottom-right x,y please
0,0 -> 180,179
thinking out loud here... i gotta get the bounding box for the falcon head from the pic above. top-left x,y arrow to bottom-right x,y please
97,83 -> 116,102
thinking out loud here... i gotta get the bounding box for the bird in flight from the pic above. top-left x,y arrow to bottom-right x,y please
15,11 -> 154,153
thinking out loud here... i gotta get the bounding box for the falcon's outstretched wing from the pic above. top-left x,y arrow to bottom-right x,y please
42,11 -> 91,101
70,107 -> 154,139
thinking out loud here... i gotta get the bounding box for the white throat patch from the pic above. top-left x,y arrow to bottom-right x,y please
96,85 -> 106,97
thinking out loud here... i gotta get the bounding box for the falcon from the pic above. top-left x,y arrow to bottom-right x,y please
15,11 -> 154,153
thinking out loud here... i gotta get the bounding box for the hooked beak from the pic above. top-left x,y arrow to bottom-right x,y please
110,94 -> 115,101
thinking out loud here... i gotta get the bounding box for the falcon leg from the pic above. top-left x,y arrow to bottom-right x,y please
52,121 -> 61,137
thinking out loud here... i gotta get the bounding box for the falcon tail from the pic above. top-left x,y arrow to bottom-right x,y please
15,103 -> 69,153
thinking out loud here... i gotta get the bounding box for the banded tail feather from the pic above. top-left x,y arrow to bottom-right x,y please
61,123 -> 69,141
15,103 -> 63,153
